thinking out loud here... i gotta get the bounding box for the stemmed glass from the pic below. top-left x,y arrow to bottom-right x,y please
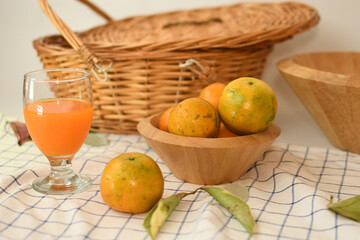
23,68 -> 93,195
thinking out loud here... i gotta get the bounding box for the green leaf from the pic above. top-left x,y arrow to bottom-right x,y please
143,192 -> 193,240
143,185 -> 255,239
84,133 -> 110,146
327,195 -> 360,222
202,186 -> 255,235
221,182 -> 249,202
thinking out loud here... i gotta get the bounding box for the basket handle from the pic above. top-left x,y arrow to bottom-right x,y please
38,0 -> 113,81
179,59 -> 214,84
77,0 -> 114,23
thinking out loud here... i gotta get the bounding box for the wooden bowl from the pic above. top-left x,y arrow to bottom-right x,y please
137,114 -> 281,185
277,52 -> 360,153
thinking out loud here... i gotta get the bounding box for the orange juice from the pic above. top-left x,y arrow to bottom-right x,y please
24,98 -> 93,158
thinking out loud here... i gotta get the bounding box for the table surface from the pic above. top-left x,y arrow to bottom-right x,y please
0,112 -> 359,240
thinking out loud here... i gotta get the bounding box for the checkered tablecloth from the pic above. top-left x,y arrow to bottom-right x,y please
1,112 -> 359,240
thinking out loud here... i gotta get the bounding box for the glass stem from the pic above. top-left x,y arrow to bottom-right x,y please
48,158 -> 77,190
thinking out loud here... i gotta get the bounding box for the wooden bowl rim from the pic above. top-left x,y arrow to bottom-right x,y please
277,51 -> 360,87
137,114 -> 281,149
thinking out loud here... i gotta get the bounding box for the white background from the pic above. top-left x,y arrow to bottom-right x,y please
1,0 -> 359,149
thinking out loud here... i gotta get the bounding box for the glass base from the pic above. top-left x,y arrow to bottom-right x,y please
32,158 -> 92,195
32,174 -> 92,195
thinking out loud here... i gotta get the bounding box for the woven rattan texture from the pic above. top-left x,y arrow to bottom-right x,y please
33,1 -> 319,134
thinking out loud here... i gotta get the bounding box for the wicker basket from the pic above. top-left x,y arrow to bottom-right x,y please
34,0 -> 319,134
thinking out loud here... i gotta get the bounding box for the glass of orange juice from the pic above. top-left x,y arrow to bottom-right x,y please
23,68 -> 93,195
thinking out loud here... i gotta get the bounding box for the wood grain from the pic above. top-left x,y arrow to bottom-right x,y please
277,52 -> 360,153
137,114 -> 280,185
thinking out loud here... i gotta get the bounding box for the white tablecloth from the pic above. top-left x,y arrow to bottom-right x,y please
0,113 -> 359,240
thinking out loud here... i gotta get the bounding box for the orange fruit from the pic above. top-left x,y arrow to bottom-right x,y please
217,122 -> 239,138
158,105 -> 176,132
199,82 -> 226,110
168,97 -> 220,138
100,152 -> 164,213
218,77 -> 277,135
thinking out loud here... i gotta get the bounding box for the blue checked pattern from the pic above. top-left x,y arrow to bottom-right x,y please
0,112 -> 359,240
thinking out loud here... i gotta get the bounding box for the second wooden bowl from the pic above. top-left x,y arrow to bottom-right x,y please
137,114 -> 281,185
277,52 -> 360,153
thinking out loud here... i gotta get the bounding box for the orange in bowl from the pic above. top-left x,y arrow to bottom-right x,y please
218,77 -> 277,135
168,98 -> 220,138
199,82 -> 226,110
217,122 -> 239,138
158,105 -> 176,132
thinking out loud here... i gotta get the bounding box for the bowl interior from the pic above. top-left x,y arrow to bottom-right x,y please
292,52 -> 360,77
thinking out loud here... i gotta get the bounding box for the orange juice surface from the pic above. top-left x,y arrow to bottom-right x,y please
24,98 -> 93,157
